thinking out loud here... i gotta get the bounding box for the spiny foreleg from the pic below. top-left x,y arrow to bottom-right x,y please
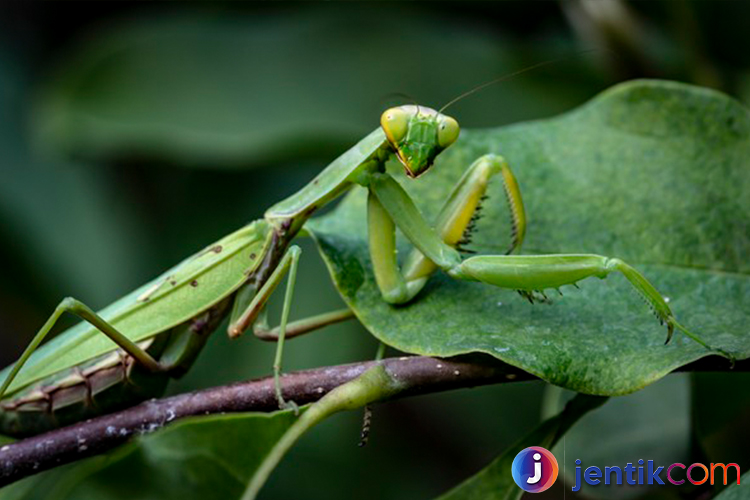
368,154 -> 525,304
367,171 -> 729,358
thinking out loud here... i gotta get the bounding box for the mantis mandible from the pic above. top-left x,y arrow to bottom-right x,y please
0,104 -> 717,438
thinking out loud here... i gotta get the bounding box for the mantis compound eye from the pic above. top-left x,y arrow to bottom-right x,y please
437,116 -> 460,148
381,108 -> 409,144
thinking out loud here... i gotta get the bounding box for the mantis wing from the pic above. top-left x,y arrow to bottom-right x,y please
0,220 -> 271,396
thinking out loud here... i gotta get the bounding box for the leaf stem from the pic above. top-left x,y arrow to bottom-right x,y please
242,365 -> 403,499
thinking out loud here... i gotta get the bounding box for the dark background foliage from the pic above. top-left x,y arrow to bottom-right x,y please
0,2 -> 749,499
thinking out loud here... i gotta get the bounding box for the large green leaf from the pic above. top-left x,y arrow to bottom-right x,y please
713,471 -> 749,499
692,372 -> 750,476
309,79 -> 750,396
545,376 -> 691,499
436,394 -> 607,500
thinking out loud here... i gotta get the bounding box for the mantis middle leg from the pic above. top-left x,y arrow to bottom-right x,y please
227,246 -> 305,410
252,309 -> 355,341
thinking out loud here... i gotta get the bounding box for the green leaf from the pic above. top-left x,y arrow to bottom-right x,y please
309,79 -> 750,396
0,411 -> 297,500
692,372 -> 750,471
436,393 -> 606,500
545,375 -> 691,500
713,471 -> 749,499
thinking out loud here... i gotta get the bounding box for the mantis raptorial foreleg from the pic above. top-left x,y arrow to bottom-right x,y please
402,154 -> 525,281
367,156 -> 722,352
0,298 -> 166,400
256,155 -> 523,333
369,154 -> 525,304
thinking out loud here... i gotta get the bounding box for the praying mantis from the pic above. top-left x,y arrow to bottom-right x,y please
0,103 -> 717,439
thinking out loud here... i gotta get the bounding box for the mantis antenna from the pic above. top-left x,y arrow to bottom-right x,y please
438,48 -> 607,113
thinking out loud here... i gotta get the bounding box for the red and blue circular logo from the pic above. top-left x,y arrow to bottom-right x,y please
511,446 -> 559,493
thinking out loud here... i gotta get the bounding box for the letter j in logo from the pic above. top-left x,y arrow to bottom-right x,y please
512,446 -> 559,493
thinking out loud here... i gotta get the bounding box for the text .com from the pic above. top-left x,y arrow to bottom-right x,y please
572,459 -> 741,491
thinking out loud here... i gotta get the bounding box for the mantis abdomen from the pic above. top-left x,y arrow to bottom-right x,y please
0,337 -> 169,438
0,298 -> 232,437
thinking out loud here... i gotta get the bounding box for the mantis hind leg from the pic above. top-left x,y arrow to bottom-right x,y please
0,298 -> 165,401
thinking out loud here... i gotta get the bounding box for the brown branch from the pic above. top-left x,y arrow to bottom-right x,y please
0,355 -> 530,487
0,353 -> 742,487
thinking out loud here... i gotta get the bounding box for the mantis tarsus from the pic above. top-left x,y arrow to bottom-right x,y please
0,103 -> 721,438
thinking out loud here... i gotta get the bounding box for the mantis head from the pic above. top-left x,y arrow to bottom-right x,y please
380,105 -> 460,178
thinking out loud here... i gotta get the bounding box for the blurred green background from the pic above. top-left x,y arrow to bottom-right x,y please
0,2 -> 749,499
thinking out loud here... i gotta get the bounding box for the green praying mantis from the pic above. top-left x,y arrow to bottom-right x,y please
0,103 -> 719,438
